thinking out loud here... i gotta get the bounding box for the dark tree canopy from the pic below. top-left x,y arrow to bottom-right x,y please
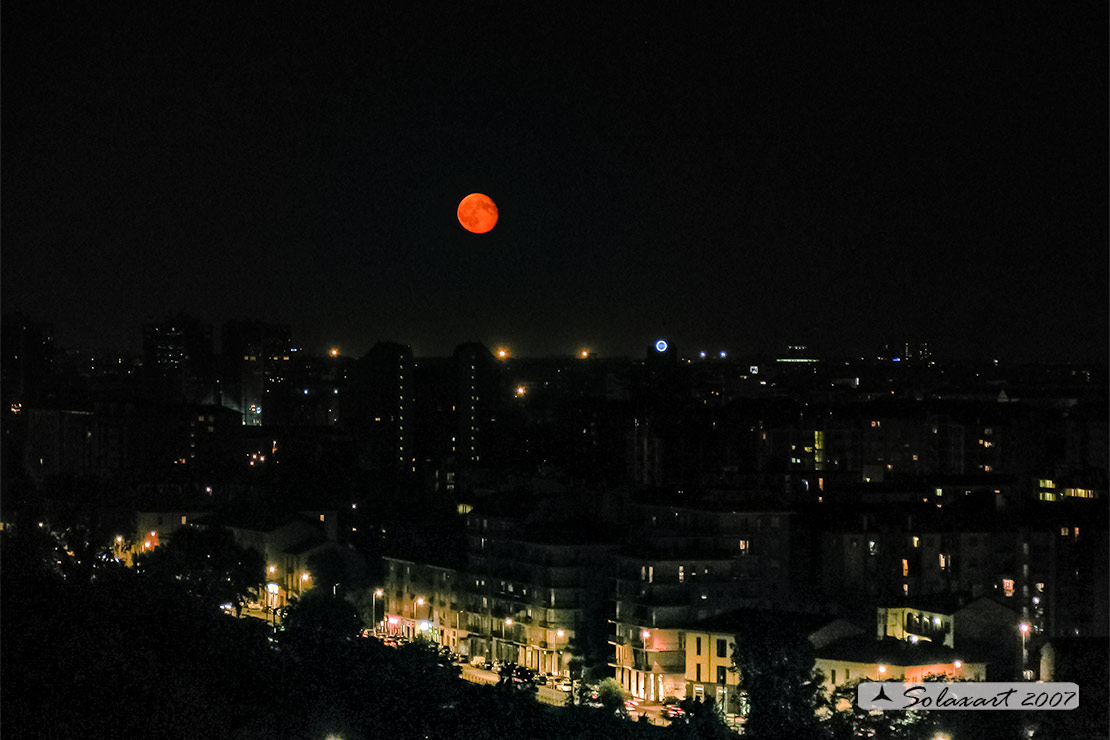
732,625 -> 823,739
134,524 -> 265,611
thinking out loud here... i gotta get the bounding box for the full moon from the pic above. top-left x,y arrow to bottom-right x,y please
457,193 -> 498,234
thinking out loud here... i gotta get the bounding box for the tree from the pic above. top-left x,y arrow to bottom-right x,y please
134,525 -> 264,613
822,679 -> 940,740
280,589 -> 362,645
732,625 -> 824,739
306,545 -> 368,600
596,676 -> 626,713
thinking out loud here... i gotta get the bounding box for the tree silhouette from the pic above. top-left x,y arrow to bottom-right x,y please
732,626 -> 824,739
134,524 -> 264,613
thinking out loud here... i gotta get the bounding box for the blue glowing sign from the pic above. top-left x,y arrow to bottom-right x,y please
655,340 -> 668,353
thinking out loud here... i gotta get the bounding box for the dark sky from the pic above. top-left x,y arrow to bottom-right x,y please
3,4 -> 1107,361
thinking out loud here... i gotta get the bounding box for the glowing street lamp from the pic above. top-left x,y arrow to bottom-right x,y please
1020,622 -> 1031,678
878,665 -> 887,675
372,588 -> 384,632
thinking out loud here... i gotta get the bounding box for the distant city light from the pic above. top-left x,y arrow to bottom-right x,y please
1019,623 -> 1030,634
893,357 -> 901,362
496,347 -> 510,359
329,347 -> 339,357
579,349 -> 590,358
699,351 -> 706,358
505,618 -> 513,626
719,351 -> 727,358
416,597 -> 425,605
556,629 -> 565,637
954,660 -> 962,668
267,582 -> 279,594
655,339 -> 668,352
419,620 -> 430,631
878,665 -> 887,674
515,386 -> 527,397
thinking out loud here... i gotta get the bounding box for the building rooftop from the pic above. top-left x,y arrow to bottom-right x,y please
816,635 -> 961,666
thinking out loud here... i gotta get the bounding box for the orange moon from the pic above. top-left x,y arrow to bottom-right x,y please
457,193 -> 498,234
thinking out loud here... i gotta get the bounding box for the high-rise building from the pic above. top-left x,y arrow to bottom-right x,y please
142,315 -> 215,404
1,313 -> 53,413
348,342 -> 414,472
221,320 -> 293,425
453,342 -> 502,468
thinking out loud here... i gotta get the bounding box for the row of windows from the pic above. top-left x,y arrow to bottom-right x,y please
691,636 -> 729,658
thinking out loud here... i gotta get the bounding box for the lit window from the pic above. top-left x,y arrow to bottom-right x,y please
912,536 -> 920,548
1002,579 -> 1015,598
738,539 -> 750,554
902,559 -> 909,577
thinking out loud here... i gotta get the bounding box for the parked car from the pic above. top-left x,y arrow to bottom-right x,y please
557,678 -> 573,692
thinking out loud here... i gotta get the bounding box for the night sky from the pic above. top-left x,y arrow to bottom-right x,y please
3,4 -> 1106,361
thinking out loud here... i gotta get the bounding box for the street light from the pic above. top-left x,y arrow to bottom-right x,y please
1020,622 -> 1031,678
372,588 -> 384,633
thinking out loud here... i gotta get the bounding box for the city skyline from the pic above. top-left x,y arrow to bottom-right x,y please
3,6 -> 1107,363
